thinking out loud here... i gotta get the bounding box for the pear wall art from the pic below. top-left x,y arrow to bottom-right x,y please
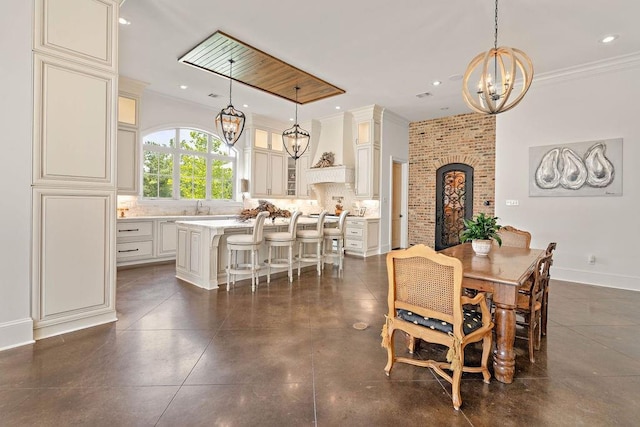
529,138 -> 622,197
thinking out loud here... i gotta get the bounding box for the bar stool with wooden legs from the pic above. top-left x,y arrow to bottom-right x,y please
226,211 -> 269,292
323,210 -> 349,273
297,210 -> 328,277
263,210 -> 302,284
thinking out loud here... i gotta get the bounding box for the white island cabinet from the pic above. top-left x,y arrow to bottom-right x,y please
344,217 -> 380,257
175,217 -> 334,290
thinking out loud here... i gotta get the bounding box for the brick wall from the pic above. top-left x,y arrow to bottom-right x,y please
408,112 -> 496,247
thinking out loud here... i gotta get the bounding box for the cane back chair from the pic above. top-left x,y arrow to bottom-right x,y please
381,244 -> 494,410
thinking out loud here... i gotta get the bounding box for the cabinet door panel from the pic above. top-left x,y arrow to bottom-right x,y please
34,54 -> 115,186
117,128 -> 138,193
34,0 -> 117,71
356,147 -> 370,197
33,190 -> 114,320
270,153 -> 286,196
158,221 -> 177,255
177,228 -> 188,270
252,151 -> 270,197
296,155 -> 310,198
189,230 -> 202,274
373,146 -> 381,197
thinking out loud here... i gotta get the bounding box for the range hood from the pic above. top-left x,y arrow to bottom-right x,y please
306,112 -> 355,184
306,165 -> 355,184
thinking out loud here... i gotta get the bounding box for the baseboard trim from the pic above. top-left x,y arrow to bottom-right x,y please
0,318 -> 35,351
33,310 -> 117,340
553,267 -> 640,292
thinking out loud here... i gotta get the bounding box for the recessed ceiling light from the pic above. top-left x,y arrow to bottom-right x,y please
335,106 -> 341,110
432,81 -> 442,86
289,118 -> 294,121
448,74 -> 463,81
600,34 -> 619,44
416,92 -> 433,98
118,17 -> 131,25
440,107 -> 449,110
179,85 -> 188,90
243,104 -> 249,108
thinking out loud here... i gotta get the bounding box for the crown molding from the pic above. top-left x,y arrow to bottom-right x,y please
533,51 -> 640,87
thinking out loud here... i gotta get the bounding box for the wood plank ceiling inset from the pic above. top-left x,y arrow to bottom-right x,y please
178,31 -> 345,105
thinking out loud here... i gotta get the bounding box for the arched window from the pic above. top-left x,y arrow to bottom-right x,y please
142,128 -> 236,200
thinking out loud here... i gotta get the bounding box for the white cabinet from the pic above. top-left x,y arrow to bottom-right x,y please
246,127 -> 287,198
31,0 -> 119,340
116,128 -> 138,193
158,220 -> 177,256
286,155 -> 311,198
117,77 -> 147,195
117,216 -> 235,267
252,149 -> 286,197
116,220 -> 154,263
352,106 -> 382,199
345,217 -> 380,257
116,218 -> 177,266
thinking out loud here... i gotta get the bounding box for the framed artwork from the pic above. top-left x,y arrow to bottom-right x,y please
529,138 -> 622,197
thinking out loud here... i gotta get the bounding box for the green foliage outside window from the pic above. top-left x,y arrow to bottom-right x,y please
142,129 -> 235,200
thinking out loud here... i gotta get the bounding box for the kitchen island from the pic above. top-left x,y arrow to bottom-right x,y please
175,216 -> 335,290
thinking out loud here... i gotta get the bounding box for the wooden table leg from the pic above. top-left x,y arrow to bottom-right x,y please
493,302 -> 516,383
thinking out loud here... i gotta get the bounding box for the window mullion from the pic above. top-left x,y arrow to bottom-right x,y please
173,128 -> 180,199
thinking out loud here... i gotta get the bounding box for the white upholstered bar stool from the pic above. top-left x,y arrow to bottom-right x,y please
226,211 -> 269,292
263,210 -> 302,284
323,210 -> 349,273
297,210 -> 328,277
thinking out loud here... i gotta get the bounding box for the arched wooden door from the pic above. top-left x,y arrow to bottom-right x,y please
435,163 -> 474,250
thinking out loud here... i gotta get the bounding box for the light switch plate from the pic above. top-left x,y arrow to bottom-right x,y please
506,200 -> 519,206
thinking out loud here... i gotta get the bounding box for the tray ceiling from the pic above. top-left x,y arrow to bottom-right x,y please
178,31 -> 345,105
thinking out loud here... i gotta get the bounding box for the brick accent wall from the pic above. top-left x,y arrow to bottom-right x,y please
408,113 -> 496,247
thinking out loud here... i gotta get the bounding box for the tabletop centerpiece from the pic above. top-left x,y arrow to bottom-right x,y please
460,213 -> 502,256
238,199 -> 291,223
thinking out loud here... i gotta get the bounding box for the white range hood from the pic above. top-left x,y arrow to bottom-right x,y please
306,165 -> 355,184
306,112 -> 355,184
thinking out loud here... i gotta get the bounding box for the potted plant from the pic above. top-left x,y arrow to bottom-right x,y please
460,213 -> 502,256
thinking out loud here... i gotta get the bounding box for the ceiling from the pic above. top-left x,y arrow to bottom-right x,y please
118,0 -> 640,124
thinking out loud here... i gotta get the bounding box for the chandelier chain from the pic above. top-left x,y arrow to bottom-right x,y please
228,59 -> 234,104
294,86 -> 299,123
494,0 -> 499,50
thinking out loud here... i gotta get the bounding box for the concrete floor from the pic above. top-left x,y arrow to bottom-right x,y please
1,255 -> 640,426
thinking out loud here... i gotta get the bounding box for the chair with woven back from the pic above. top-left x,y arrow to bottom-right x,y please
381,244 -> 494,410
515,252 -> 553,362
495,225 -> 531,248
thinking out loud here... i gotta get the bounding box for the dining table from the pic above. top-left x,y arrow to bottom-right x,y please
439,242 -> 545,384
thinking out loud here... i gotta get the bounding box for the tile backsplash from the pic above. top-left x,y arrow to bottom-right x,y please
117,185 -> 379,218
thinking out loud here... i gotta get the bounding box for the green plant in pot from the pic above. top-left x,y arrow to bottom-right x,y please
460,213 -> 502,256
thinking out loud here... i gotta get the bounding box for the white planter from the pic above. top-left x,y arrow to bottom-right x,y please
471,239 -> 493,256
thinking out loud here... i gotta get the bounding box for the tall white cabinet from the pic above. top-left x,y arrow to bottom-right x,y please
244,123 -> 287,198
31,0 -> 119,339
352,105 -> 382,199
117,77 -> 147,194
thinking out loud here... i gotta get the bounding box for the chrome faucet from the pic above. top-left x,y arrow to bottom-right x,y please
196,200 -> 207,215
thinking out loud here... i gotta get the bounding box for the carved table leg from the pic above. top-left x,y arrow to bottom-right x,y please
493,303 -> 516,383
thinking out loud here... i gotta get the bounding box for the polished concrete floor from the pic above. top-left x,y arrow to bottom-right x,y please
2,255 -> 640,426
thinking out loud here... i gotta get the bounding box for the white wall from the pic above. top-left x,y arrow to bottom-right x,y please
496,56 -> 640,291
141,89 -> 227,138
380,110 -> 409,253
0,0 -> 34,349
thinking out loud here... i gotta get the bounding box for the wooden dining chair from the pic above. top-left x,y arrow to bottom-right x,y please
495,225 -> 531,248
515,253 -> 553,362
381,244 -> 494,410
541,242 -> 557,336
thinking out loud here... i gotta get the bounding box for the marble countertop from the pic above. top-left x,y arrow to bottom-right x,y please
176,216 -> 337,229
